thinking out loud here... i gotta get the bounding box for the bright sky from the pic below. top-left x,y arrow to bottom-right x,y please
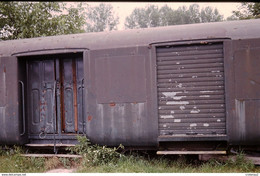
70,2 -> 242,30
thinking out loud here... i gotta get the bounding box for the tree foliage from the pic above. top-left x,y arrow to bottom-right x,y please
228,3 -> 260,20
0,2 -> 85,40
85,3 -> 119,32
125,4 -> 224,29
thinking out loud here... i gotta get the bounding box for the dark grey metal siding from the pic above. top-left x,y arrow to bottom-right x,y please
156,43 -> 226,136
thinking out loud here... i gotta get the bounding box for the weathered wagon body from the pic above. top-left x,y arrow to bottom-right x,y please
1,19 -> 260,152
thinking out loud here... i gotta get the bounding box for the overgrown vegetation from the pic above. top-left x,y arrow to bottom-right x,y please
0,145 -> 79,173
0,138 -> 260,173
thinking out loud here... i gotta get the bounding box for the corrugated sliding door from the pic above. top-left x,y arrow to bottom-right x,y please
156,42 -> 226,136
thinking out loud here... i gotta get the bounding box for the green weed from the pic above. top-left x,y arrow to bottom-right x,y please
67,136 -> 125,166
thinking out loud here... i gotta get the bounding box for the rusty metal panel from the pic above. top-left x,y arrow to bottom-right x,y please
0,56 -> 27,144
156,42 -> 226,136
85,47 -> 158,146
27,59 -> 56,134
229,40 -> 260,145
234,47 -> 260,99
26,53 -> 85,139
95,55 -> 146,103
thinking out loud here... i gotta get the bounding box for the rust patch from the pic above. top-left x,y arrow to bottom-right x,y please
87,115 -> 92,122
72,59 -> 78,132
3,66 -> 6,73
109,102 -> 116,107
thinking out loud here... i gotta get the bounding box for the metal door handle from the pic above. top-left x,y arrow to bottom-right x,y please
19,80 -> 26,136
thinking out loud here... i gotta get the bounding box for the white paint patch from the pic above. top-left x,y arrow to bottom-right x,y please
173,96 -> 186,100
217,119 -> 221,122
162,92 -> 182,98
190,109 -> 200,113
211,70 -> 220,73
176,62 -> 180,65
166,101 -> 189,105
158,106 -> 162,109
180,106 -> 185,110
203,123 -> 209,127
176,83 -> 182,88
200,91 -> 214,93
199,95 -> 210,97
190,123 -> 197,127
171,110 -> 175,114
174,119 -> 181,123
161,115 -> 174,119
163,124 -> 167,127
179,75 -> 184,77
192,76 -> 197,78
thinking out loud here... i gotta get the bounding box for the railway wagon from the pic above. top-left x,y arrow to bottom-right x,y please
1,19 -> 260,153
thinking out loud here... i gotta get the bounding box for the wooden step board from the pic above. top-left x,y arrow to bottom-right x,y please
157,151 -> 226,155
25,144 -> 76,147
21,154 -> 82,158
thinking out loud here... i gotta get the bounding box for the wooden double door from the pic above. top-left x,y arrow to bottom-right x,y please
27,54 -> 85,137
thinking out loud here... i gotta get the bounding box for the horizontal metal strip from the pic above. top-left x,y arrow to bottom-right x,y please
159,129 -> 226,135
159,122 -> 226,128
159,96 -> 224,102
159,100 -> 225,106
158,90 -> 225,97
157,54 -> 223,61
159,108 -> 225,114
157,80 -> 224,87
159,113 -> 225,119
157,67 -> 224,75
158,86 -> 224,92
159,117 -> 225,123
157,63 -> 223,71
157,58 -> 224,66
157,49 -> 223,57
156,44 -> 223,53
157,72 -> 224,79
158,104 -> 225,110
159,126 -> 226,131
157,77 -> 224,84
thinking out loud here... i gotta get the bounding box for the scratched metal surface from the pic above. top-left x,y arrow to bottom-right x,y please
156,42 -> 226,136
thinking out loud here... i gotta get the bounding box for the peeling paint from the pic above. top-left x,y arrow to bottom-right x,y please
190,123 -> 197,127
176,83 -> 183,88
161,115 -> 174,119
174,119 -> 181,123
199,95 -> 210,97
176,62 -> 180,64
170,110 -> 175,114
190,109 -> 200,113
217,119 -> 221,122
163,124 -> 167,127
211,70 -> 220,73
180,106 -> 185,110
203,123 -> 209,127
166,101 -> 189,105
192,76 -> 197,78
162,92 -> 182,98
200,91 -> 214,93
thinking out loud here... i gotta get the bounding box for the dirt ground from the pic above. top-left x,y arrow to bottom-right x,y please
46,167 -> 77,173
